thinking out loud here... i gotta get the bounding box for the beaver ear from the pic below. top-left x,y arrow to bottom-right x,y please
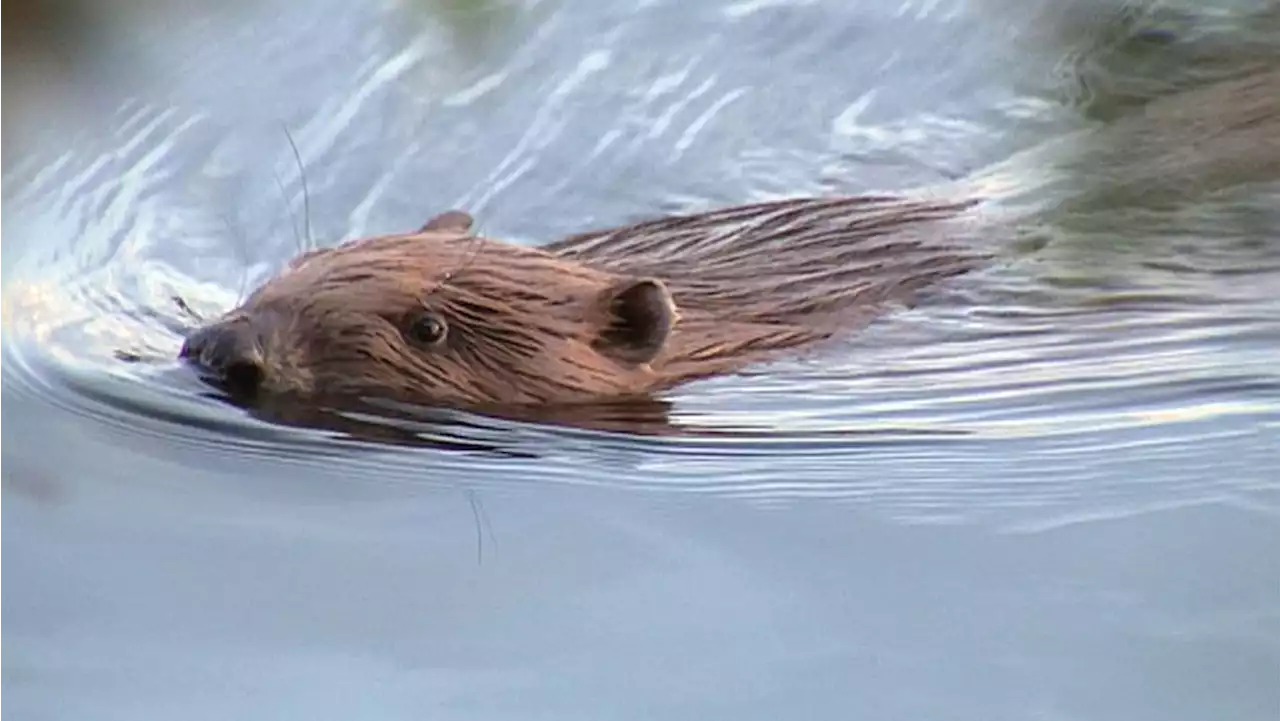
419,210 -> 474,233
592,278 -> 676,365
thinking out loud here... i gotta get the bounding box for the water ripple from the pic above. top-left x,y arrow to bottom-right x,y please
3,0 -> 1277,536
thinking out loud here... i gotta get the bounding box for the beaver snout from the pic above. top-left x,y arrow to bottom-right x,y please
180,322 -> 267,396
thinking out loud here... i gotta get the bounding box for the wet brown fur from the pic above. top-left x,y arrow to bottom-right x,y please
545,195 -> 991,383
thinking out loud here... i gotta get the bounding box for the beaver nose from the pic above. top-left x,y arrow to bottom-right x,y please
179,322 -> 266,395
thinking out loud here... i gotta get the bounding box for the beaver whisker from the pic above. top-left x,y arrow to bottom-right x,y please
171,295 -> 205,323
269,168 -> 303,259
465,489 -> 496,565
280,123 -> 314,256
433,227 -> 487,296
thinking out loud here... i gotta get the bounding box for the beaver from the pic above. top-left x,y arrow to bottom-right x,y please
180,64 -> 1280,414
181,195 -> 989,407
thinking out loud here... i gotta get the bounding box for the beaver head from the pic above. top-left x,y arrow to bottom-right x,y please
180,211 -> 680,406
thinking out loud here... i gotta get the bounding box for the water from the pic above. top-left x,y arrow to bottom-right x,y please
3,0 -> 1279,719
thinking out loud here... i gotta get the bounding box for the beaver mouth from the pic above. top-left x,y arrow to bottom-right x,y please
179,323 -> 267,399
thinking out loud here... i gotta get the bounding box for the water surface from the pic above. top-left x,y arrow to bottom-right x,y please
4,1 -> 1279,719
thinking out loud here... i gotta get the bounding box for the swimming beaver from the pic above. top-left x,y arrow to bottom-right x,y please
182,195 -> 990,406
180,64 -> 1280,411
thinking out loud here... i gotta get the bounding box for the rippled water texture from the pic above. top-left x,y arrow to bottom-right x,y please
4,0 -> 1279,719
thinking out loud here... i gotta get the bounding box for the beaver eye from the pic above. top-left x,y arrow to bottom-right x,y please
407,313 -> 448,347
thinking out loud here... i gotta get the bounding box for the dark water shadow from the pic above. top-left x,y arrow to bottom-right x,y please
185,371 -> 972,453
1055,2 -> 1280,123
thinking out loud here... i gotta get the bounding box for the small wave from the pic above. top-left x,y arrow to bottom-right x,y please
6,262 -> 1276,533
3,0 -> 1277,536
